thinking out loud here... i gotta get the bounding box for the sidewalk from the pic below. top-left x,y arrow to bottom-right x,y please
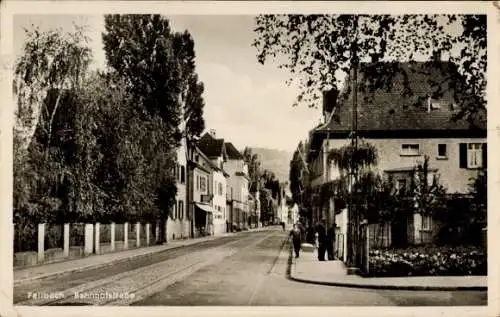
14,227 -> 270,286
289,245 -> 487,291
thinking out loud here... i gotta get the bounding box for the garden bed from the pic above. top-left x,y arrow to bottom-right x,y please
368,245 -> 486,277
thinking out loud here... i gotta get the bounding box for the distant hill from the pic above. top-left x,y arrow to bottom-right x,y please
249,147 -> 293,184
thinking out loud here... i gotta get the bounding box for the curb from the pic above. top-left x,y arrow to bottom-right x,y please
286,250 -> 487,292
15,230 -> 268,286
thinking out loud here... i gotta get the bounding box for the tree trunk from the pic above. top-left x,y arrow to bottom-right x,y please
158,217 -> 167,244
46,86 -> 63,155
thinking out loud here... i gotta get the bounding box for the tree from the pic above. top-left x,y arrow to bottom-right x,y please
411,156 -> 447,244
172,30 -> 206,142
13,25 -> 93,230
253,14 -> 486,122
102,14 -> 182,143
243,147 -> 262,193
289,141 -> 308,204
14,25 -> 92,155
102,15 -> 184,242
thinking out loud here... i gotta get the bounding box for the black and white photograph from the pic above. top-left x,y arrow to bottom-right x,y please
2,1 -> 497,315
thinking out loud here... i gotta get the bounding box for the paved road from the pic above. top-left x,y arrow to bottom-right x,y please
14,228 -> 487,306
134,230 -> 486,306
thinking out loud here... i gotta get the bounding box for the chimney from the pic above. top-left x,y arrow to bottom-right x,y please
322,89 -> 338,122
209,129 -> 216,138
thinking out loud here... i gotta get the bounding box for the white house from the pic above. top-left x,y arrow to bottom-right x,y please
198,130 -> 230,236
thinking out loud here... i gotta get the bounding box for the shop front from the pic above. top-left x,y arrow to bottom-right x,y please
194,202 -> 214,237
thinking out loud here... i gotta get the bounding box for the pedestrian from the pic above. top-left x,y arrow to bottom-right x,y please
289,224 -> 302,258
315,221 -> 327,261
306,225 -> 315,244
326,225 -> 335,260
282,221 -> 286,231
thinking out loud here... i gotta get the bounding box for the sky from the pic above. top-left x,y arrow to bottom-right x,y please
13,14 -> 322,152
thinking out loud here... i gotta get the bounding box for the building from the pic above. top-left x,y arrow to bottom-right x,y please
197,130 -> 230,236
167,145 -> 189,241
224,142 -> 250,230
167,106 -> 190,242
187,145 -> 217,237
307,61 -> 487,252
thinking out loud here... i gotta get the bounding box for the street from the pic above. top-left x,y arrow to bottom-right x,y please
14,229 -> 486,306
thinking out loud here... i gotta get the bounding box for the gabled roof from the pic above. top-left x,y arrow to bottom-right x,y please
198,132 -> 226,159
308,61 -> 487,160
326,61 -> 486,133
224,142 -> 244,160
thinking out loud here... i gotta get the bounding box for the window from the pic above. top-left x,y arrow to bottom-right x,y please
200,176 -> 207,193
396,179 -> 407,195
172,201 -> 177,219
179,201 -> 184,220
401,144 -> 420,156
422,215 -> 432,231
467,143 -> 482,168
437,144 -> 447,158
196,175 -> 200,190
218,183 -> 223,195
180,166 -> 185,183
460,143 -> 486,169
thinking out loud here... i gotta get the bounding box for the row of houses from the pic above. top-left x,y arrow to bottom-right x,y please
300,61 -> 487,256
166,128 -> 258,242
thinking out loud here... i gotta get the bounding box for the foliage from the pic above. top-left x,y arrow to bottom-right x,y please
411,156 -> 447,218
289,141 -> 309,204
102,14 -> 182,144
13,26 -> 93,227
369,245 -> 486,277
14,25 -> 92,154
253,14 -> 486,123
328,142 -> 378,172
172,30 -> 206,141
102,15 -> 188,226
260,169 -> 281,200
13,15 -> 198,242
243,147 -> 262,193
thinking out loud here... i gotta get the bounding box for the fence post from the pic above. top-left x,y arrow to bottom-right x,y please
63,223 -> 70,257
365,225 -> 370,275
136,222 -> 141,247
37,223 -> 45,263
146,223 -> 150,246
155,222 -> 160,243
94,223 -> 100,254
110,222 -> 116,252
124,222 -> 129,249
84,224 -> 94,256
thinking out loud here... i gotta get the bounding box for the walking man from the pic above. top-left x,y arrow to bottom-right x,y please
289,224 -> 302,258
326,224 -> 335,260
315,220 -> 327,261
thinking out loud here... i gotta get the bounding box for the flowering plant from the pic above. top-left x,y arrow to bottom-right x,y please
368,245 -> 486,277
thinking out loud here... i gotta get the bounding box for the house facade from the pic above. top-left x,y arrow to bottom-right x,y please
307,61 -> 487,251
224,142 -> 250,230
166,143 -> 189,241
188,145 -> 216,237
197,130 -> 231,236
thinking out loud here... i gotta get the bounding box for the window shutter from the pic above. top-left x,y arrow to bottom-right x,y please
459,143 -> 467,168
482,143 -> 487,168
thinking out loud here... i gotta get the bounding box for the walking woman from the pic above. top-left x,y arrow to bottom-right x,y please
289,224 -> 302,258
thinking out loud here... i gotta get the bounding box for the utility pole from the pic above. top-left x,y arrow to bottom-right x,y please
348,15 -> 360,270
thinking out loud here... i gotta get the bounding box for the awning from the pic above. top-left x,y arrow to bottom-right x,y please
195,202 -> 214,213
